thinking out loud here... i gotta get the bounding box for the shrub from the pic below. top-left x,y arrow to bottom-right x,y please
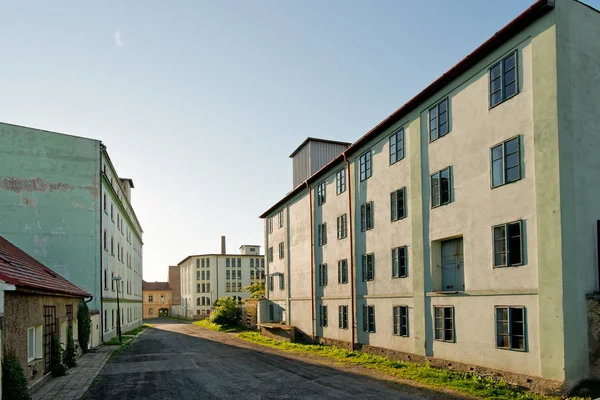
2,350 -> 30,400
51,333 -> 68,377
210,297 -> 241,326
77,299 -> 92,353
63,327 -> 77,368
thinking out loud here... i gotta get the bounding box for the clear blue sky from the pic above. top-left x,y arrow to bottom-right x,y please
0,1 -> 597,282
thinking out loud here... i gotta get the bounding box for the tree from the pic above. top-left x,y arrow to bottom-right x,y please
63,327 -> 77,368
77,299 -> 92,353
243,282 -> 265,299
51,333 -> 68,377
2,350 -> 30,400
210,297 -> 241,326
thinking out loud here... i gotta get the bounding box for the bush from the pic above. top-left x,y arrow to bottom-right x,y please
51,333 -> 68,377
210,297 -> 241,326
2,350 -> 30,400
77,299 -> 91,353
63,327 -> 77,368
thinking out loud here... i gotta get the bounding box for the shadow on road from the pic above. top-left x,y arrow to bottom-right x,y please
84,323 -> 469,400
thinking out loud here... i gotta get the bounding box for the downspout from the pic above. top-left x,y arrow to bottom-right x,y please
307,181 -> 315,341
99,147 -> 105,344
344,153 -> 355,350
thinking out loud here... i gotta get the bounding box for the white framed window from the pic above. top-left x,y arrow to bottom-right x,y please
27,327 -> 36,361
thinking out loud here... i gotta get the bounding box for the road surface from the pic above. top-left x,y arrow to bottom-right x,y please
84,319 -> 466,400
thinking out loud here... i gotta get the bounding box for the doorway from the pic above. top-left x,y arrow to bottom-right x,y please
441,238 -> 464,291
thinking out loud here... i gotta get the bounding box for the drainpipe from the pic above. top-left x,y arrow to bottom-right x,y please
344,154 -> 355,350
307,181 -> 315,341
99,147 -> 104,344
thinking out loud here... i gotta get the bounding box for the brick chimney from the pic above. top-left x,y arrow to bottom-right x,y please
221,236 -> 226,255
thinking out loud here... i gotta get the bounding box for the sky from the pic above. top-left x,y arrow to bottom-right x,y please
0,0 -> 598,282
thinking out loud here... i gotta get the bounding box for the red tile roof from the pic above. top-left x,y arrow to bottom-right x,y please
0,236 -> 91,298
142,281 -> 170,291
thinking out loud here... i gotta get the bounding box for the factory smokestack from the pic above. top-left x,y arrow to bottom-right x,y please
221,236 -> 226,255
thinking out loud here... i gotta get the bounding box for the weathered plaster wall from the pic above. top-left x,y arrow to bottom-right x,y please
0,123 -> 101,311
3,291 -> 80,385
555,0 -> 600,384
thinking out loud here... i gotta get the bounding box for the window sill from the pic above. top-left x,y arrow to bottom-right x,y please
392,276 -> 408,279
496,346 -> 526,352
489,92 -> 519,111
491,178 -> 522,190
493,264 -> 523,269
27,358 -> 43,367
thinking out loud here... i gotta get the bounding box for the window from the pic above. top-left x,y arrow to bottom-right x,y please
317,182 -> 326,206
226,282 -> 231,292
278,210 -> 284,228
268,247 -> 273,263
237,258 -> 241,267
111,204 -> 114,221
318,223 -> 327,246
104,269 -> 108,289
431,167 -> 451,208
226,270 -> 231,279
319,264 -> 328,286
206,271 -> 210,280
429,97 -> 449,142
197,284 -> 201,293
111,273 -> 115,291
339,305 -> 348,329
434,306 -> 454,342
250,270 -> 255,280
237,270 -> 241,280
389,127 -> 405,164
361,202 -> 373,231
206,258 -> 210,267
496,307 -> 526,351
319,305 -> 328,327
268,276 -> 274,291
268,218 -> 273,234
363,305 -> 375,332
207,283 -> 211,292
359,150 -> 372,181
362,254 -> 374,281
491,137 -> 521,188
337,214 -> 347,240
393,306 -> 409,337
197,271 -> 201,280
201,271 -> 206,280
104,310 -> 108,331
27,327 -> 39,361
261,259 -> 265,268
103,230 -> 107,251
237,282 -> 242,291
250,258 -> 254,268
201,258 -> 205,268
103,193 -> 107,212
336,168 -> 346,195
392,247 -> 408,278
279,274 -> 284,290
110,237 -> 114,256
338,259 -> 348,284
490,51 -> 518,107
197,298 -> 201,306
117,214 -> 120,230
226,258 -> 230,267
391,188 -> 406,221
149,308 -> 153,315
278,242 -> 284,259
493,221 -> 523,267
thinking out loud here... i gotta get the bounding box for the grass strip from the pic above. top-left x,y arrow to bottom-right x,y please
193,319 -> 247,333
237,332 -> 587,400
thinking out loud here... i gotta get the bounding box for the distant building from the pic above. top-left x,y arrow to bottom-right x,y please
0,236 -> 90,388
142,281 -> 172,319
260,0 -> 600,392
168,265 -> 181,316
0,122 -> 144,345
178,237 -> 265,319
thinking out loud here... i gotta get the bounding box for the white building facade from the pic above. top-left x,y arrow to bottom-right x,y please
101,149 -> 144,341
178,240 -> 265,318
261,0 -> 600,391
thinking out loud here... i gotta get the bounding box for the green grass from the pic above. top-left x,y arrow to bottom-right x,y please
193,319 -> 247,332
104,324 -> 149,346
237,332 -> 587,400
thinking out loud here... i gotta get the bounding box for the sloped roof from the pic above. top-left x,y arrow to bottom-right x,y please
142,281 -> 170,291
0,236 -> 91,297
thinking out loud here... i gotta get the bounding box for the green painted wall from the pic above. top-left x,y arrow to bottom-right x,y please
0,123 -> 102,311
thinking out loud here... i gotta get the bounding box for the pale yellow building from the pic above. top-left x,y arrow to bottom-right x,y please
142,281 -> 172,319
260,0 -> 600,392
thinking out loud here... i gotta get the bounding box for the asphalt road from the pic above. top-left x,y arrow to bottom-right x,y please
83,319 -> 464,400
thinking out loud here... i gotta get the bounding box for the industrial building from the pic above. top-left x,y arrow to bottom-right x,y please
260,0 -> 600,391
